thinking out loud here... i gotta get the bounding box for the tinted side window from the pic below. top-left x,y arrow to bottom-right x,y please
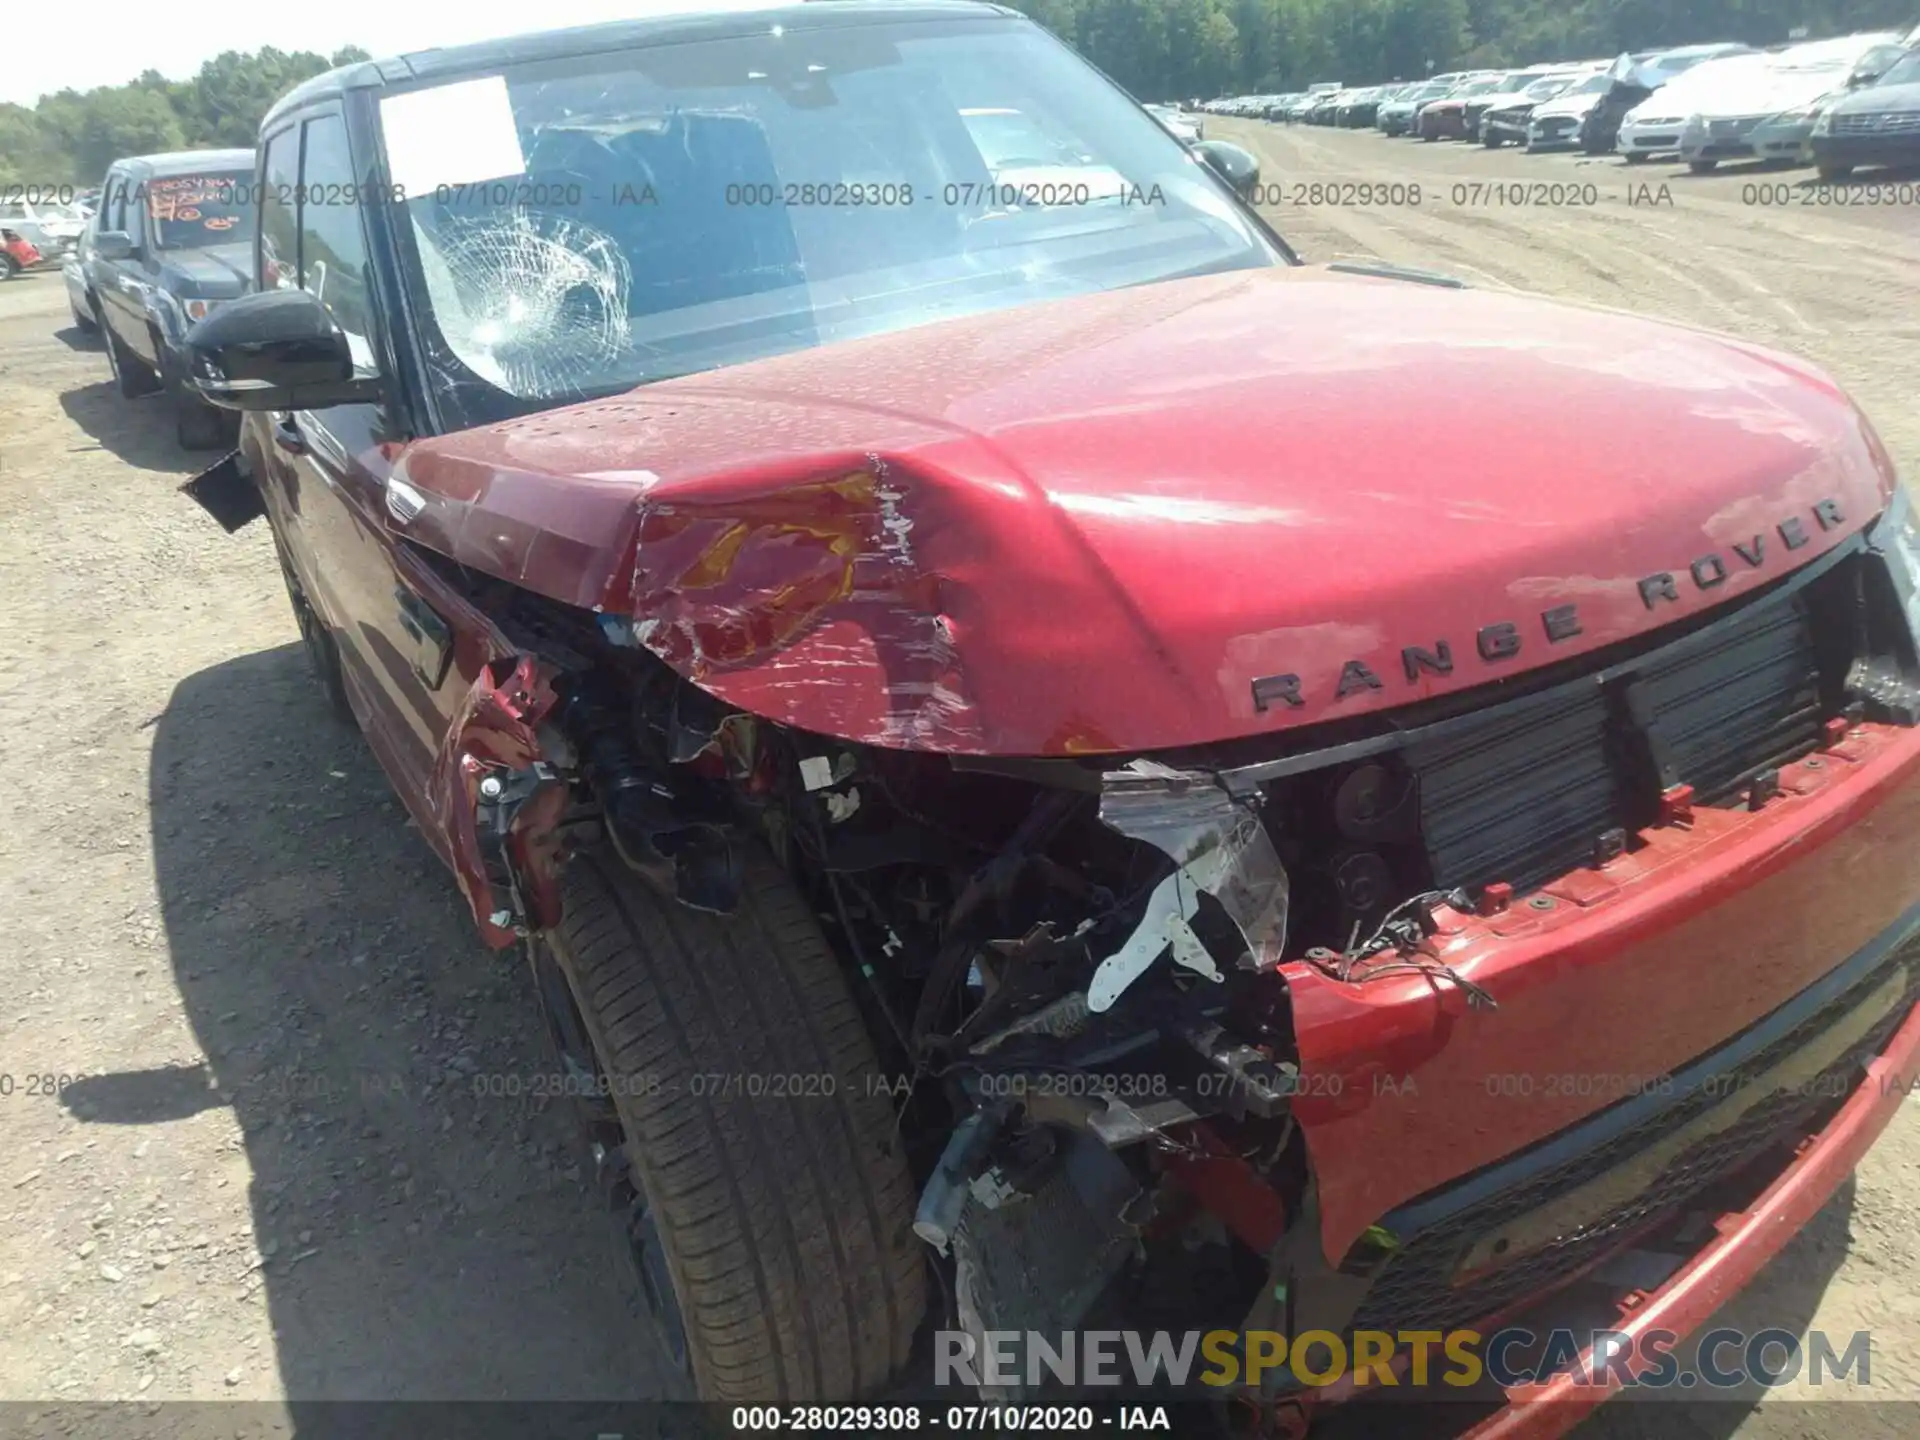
297,114 -> 375,356
258,129 -> 299,290
101,173 -> 127,236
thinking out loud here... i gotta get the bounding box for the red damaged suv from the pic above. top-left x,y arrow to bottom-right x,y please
182,1 -> 1920,1428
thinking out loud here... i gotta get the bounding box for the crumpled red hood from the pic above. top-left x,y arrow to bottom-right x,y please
399,265 -> 1894,755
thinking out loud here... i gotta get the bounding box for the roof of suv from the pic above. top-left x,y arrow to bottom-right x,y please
109,148 -> 255,178
263,0 -> 1015,130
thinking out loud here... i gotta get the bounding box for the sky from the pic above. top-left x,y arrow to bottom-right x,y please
2,0 -> 784,105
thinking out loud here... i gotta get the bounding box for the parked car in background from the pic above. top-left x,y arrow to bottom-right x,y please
1814,43 -> 1920,179
1379,74 -> 1463,135
82,148 -> 256,449
1478,66 -> 1604,147
1748,94 -> 1841,167
1419,73 -> 1513,140
1527,68 -> 1618,149
1307,89 -> 1348,124
1674,33 -> 1905,172
1337,85 -> 1395,128
1146,102 -> 1202,144
1742,41 -> 1907,169
62,238 -> 96,329
1612,52 -> 1771,161
1460,65 -> 1567,139
1585,42 -> 1756,156
1,228 -> 43,281
0,194 -> 88,263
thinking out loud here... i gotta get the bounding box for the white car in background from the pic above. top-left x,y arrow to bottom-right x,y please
1145,103 -> 1203,145
1615,52 -> 1774,161
1478,63 -> 1608,147
0,195 -> 88,260
1663,31 -> 1907,171
1526,69 -> 1618,148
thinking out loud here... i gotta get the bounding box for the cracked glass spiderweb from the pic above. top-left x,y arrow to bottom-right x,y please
415,208 -> 633,399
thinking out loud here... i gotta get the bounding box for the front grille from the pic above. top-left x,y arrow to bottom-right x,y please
1632,591 -> 1822,803
1408,688 -> 1622,894
1834,112 -> 1920,135
1347,926 -> 1920,1336
1406,580 -> 1827,895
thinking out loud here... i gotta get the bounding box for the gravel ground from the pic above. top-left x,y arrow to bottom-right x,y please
2,125 -> 1920,1434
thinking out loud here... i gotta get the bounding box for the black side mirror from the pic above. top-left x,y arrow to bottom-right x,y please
94,231 -> 136,261
1194,139 -> 1261,201
186,289 -> 380,412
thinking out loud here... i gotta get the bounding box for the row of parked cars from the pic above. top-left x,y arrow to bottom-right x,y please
1200,24 -> 1920,179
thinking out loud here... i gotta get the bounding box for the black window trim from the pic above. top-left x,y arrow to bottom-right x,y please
255,99 -> 427,444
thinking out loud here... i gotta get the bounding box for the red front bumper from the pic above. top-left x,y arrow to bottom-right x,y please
1464,992 -> 1920,1437
1287,720 -> 1920,1265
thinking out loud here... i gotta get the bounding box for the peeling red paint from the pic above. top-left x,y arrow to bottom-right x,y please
429,655 -> 564,948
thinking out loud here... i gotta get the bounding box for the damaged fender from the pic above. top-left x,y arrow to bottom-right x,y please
428,654 -> 568,948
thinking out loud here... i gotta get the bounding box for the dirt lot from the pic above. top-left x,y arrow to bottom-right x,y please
3,125 -> 1920,1435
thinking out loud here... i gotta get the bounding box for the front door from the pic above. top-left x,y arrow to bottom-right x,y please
92,172 -> 152,359
262,108 -> 461,828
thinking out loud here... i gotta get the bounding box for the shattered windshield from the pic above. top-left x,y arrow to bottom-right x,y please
375,14 -> 1280,429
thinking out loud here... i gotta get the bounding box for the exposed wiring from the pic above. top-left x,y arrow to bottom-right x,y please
1336,958 -> 1499,1011
1314,886 -> 1499,1010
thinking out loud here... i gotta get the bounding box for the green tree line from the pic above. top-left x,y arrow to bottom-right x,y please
4,5 -> 1916,188
0,47 -> 371,190
1008,0 -> 1919,99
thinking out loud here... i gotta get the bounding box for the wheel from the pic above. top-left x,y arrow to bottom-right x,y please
536,850 -> 926,1402
271,528 -> 353,724
1687,159 -> 1717,174
102,313 -> 160,398
173,392 -> 229,450
1818,164 -> 1853,182
1623,151 -> 1649,164
0,253 -> 18,282
1483,132 -> 1504,149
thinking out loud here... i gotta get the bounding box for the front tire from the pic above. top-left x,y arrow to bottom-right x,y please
541,851 -> 927,1402
0,253 -> 18,282
1688,159 -> 1717,174
1818,164 -> 1854,182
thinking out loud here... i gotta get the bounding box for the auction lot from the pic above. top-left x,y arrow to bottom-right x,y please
3,121 -> 1920,1436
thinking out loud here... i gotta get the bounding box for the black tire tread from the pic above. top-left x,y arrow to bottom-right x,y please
553,851 -> 925,1401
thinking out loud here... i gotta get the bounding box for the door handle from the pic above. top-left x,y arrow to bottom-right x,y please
272,416 -> 307,455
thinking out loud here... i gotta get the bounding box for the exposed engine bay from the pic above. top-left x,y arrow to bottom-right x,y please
424,524 -> 1918,1392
